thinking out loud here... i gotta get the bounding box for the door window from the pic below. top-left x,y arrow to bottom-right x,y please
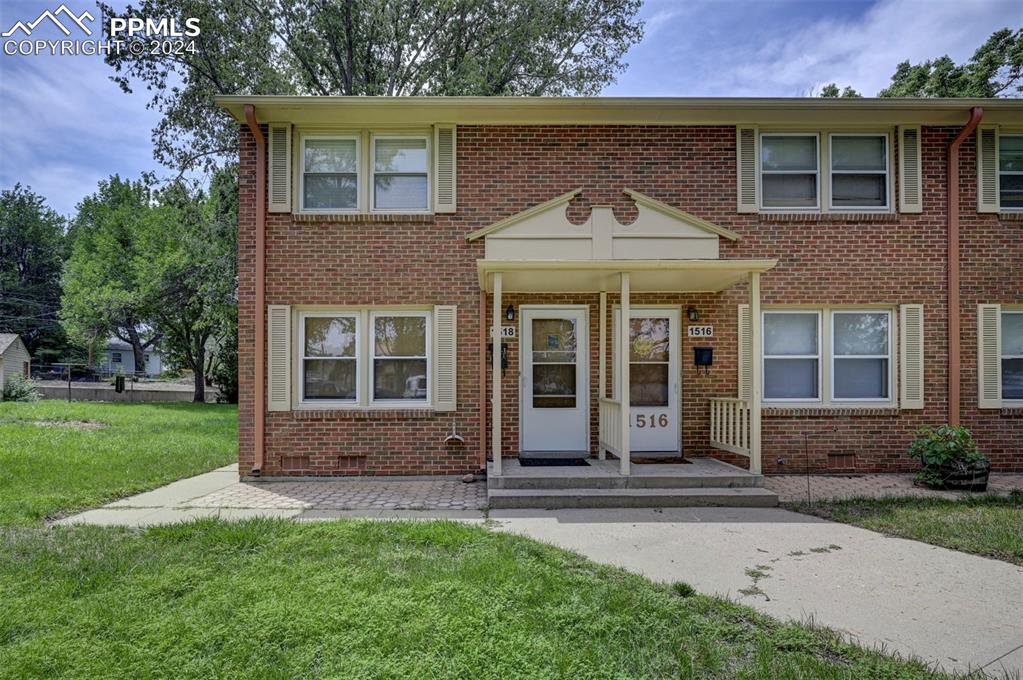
629,317 -> 670,407
531,318 -> 577,408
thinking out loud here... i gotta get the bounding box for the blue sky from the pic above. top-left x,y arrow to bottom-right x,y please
1,0 -> 1018,216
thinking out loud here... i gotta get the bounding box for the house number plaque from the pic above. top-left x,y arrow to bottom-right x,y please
490,326 -> 517,339
687,325 -> 713,337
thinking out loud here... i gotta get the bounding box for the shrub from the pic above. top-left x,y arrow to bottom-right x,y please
909,425 -> 987,487
2,374 -> 40,402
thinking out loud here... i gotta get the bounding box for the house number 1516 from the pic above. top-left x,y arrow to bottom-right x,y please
635,414 -> 669,428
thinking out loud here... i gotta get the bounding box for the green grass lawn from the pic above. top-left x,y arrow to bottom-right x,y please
0,518 -> 951,679
0,400 -> 237,525
787,493 -> 1023,566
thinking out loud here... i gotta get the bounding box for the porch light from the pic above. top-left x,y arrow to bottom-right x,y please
505,304 -> 515,321
686,307 -> 699,322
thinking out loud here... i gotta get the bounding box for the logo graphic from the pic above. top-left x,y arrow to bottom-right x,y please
2,4 -> 95,37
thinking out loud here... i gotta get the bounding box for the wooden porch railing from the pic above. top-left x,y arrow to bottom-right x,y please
709,398 -> 751,457
598,397 -> 622,457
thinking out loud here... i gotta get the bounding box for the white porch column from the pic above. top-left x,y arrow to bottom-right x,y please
491,272 -> 503,476
619,273 -> 630,475
598,291 -> 607,460
749,271 -> 762,474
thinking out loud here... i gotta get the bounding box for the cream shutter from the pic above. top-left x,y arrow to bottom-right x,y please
738,304 -> 752,399
267,305 -> 291,411
977,126 -> 999,213
899,304 -> 924,409
433,124 -> 456,213
977,304 -> 1002,408
268,124 -> 292,213
736,126 -> 759,213
432,305 -> 457,411
898,126 -> 923,213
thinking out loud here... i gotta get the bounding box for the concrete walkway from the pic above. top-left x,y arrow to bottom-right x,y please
57,468 -> 1023,676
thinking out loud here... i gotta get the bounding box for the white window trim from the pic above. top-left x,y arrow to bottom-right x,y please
999,133 -> 1023,213
762,310 -> 822,403
759,133 -> 821,212
828,133 -> 890,212
298,311 -> 360,406
370,133 -> 432,214
830,309 -> 894,402
298,133 -> 362,214
369,310 -> 432,407
1003,310 -> 1023,402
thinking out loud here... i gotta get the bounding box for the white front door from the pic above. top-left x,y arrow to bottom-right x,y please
614,307 -> 681,453
520,307 -> 589,453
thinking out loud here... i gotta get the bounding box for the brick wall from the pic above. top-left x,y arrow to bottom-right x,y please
237,123 -> 1022,477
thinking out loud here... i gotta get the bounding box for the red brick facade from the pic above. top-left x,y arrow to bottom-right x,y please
237,122 -> 1022,477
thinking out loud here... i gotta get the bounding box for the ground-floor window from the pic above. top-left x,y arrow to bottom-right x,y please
1004,311 -> 1023,401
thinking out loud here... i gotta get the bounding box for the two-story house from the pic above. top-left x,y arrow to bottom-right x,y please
216,96 -> 1022,506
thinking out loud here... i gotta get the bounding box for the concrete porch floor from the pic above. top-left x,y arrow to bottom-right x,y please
491,456 -> 761,485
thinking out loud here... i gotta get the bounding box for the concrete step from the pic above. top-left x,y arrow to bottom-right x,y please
487,486 -> 779,509
488,473 -> 760,490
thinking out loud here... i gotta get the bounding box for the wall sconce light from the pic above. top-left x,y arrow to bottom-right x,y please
686,307 -> 700,322
505,304 -> 515,321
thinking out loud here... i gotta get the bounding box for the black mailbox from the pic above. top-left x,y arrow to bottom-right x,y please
693,347 -> 713,371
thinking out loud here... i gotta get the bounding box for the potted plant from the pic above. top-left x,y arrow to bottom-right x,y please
909,425 -> 990,491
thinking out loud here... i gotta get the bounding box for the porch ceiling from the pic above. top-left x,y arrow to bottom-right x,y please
476,258 -> 778,293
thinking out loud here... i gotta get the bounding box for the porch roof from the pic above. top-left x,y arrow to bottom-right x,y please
476,258 -> 777,293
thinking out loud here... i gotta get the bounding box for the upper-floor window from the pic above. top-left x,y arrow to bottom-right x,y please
372,136 -> 430,211
301,136 -> 360,212
761,134 -> 819,210
1004,311 -> 1023,401
1000,134 -> 1023,210
830,134 -> 888,210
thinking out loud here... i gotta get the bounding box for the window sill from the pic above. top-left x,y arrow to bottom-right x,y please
757,212 -> 898,222
998,212 -> 1023,221
290,407 -> 436,421
1000,406 -> 1023,416
292,212 -> 436,223
763,405 -> 900,417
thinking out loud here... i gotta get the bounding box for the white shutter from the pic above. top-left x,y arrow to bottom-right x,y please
977,304 -> 1002,408
899,304 -> 924,409
433,124 -> 456,213
736,126 -> 759,213
432,305 -> 457,411
268,124 -> 292,213
738,304 -> 752,400
267,305 -> 291,411
898,126 -> 923,213
977,126 -> 999,213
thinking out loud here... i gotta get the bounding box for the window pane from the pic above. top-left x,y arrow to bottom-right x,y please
532,319 -> 576,363
375,316 -> 427,357
1003,358 -> 1023,400
375,138 -> 428,173
630,317 -> 670,362
764,313 -> 818,355
630,363 -> 669,406
374,359 -> 428,399
764,358 -> 818,399
834,312 -> 888,356
832,174 -> 886,207
304,359 -> 356,400
533,364 -> 576,407
834,358 -> 889,399
999,135 -> 1023,172
304,317 -> 356,357
762,136 -> 817,171
831,136 -> 885,171
304,139 -> 357,173
1003,313 -> 1023,355
1000,174 -> 1023,209
374,176 -> 428,210
304,174 -> 357,210
762,174 -> 817,207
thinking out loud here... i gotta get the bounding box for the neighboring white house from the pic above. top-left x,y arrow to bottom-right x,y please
0,333 -> 32,391
97,338 -> 164,377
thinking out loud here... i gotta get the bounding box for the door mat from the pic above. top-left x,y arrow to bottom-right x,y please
632,457 -> 692,464
518,458 -> 591,467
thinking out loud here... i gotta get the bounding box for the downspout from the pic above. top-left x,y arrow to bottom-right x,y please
946,106 -> 983,426
245,104 -> 266,475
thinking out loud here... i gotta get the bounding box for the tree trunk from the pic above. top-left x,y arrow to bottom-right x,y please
125,326 -> 146,376
193,341 -> 206,402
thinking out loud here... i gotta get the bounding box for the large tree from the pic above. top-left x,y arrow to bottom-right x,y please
0,185 -> 68,362
102,0 -> 644,173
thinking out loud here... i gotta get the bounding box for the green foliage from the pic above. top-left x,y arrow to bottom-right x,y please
100,0 -> 644,173
0,185 -> 69,361
880,27 -> 1023,97
1,374 -> 39,402
819,83 -> 862,98
908,425 -> 987,486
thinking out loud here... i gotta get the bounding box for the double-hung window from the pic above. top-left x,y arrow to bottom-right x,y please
300,313 -> 359,403
999,134 -> 1023,210
1003,311 -> 1023,401
372,136 -> 429,211
301,136 -> 359,212
763,311 -> 820,400
760,134 -> 819,209
830,134 -> 888,210
371,312 -> 430,404
832,311 -> 891,400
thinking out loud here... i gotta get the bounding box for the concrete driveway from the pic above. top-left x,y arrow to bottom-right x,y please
489,507 -> 1023,677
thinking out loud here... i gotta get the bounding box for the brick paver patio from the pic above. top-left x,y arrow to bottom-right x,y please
763,473 -> 1023,504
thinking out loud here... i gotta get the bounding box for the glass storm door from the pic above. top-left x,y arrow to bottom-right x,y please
520,307 -> 589,453
614,308 -> 680,453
